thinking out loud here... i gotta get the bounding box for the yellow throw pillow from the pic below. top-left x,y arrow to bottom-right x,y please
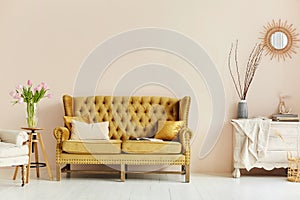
154,121 -> 184,141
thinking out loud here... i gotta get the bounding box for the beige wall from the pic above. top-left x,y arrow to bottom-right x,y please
0,0 -> 300,173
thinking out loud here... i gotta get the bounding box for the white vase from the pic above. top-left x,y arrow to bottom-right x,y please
237,100 -> 248,119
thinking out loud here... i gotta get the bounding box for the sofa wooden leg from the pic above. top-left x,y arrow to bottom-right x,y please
185,165 -> 190,183
66,164 -> 71,178
120,164 -> 125,182
125,164 -> 128,178
56,164 -> 61,181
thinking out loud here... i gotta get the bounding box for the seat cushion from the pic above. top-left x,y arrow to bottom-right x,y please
62,139 -> 122,154
0,156 -> 28,167
122,140 -> 182,154
0,142 -> 28,158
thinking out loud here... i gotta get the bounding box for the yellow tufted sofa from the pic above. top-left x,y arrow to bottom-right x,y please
53,95 -> 193,182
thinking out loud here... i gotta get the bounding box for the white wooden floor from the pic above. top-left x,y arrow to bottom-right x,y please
1,168 -> 300,200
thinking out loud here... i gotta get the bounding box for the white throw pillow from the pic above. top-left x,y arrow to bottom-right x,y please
71,120 -> 109,140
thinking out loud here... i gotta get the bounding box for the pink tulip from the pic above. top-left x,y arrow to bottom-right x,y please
15,94 -> 22,99
41,82 -> 49,90
9,90 -> 16,97
17,97 -> 24,104
27,80 -> 32,86
46,93 -> 53,99
16,84 -> 23,90
34,85 -> 42,92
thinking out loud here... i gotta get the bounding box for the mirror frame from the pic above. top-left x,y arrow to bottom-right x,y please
260,19 -> 299,61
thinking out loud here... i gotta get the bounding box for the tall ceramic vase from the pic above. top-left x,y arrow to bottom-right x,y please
26,102 -> 38,128
237,100 -> 248,119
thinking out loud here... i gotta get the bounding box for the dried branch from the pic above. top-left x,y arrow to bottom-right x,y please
234,40 -> 243,98
228,42 -> 242,99
228,41 -> 264,100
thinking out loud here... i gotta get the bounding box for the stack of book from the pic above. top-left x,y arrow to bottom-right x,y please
272,113 -> 299,122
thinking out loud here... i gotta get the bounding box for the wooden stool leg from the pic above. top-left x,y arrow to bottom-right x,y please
13,166 -> 19,180
37,133 -> 53,181
34,140 -> 40,178
26,133 -> 33,183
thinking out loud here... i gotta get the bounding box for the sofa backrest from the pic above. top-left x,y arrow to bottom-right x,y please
63,95 -> 191,140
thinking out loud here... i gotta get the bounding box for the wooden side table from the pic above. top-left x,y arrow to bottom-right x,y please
13,127 -> 53,183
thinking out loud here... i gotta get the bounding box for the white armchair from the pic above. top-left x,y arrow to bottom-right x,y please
0,129 -> 29,186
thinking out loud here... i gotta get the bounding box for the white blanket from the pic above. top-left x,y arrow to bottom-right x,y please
232,118 -> 271,170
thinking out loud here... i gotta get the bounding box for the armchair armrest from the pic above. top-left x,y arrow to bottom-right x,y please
53,127 -> 70,144
0,129 -> 28,146
178,127 -> 193,154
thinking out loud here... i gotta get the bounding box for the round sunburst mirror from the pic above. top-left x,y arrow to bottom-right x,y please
260,19 -> 300,61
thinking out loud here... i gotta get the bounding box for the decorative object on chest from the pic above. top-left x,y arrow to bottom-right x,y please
237,100 -> 248,119
271,94 -> 299,122
231,119 -> 300,178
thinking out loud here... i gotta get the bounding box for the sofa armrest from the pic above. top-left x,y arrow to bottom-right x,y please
53,127 -> 70,144
178,127 -> 193,154
0,129 -> 28,146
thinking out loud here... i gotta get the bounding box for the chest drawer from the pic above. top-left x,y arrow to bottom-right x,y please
267,134 -> 298,151
270,125 -> 299,136
257,151 -> 298,163
268,123 -> 299,151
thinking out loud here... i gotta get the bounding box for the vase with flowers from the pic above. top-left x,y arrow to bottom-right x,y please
228,40 -> 264,118
10,80 -> 52,128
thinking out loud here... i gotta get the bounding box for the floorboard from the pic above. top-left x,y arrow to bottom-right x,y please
1,168 -> 300,200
